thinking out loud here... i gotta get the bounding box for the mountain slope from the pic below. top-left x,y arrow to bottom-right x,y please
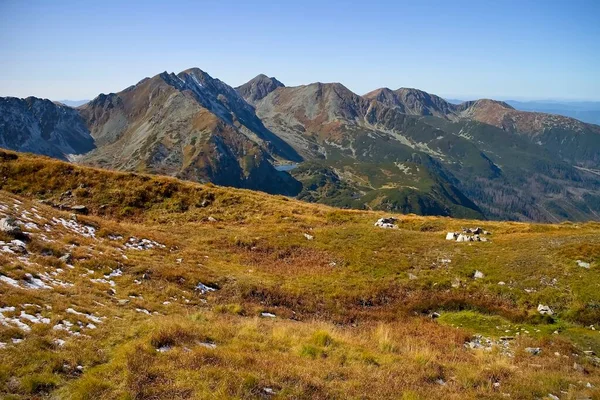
457,99 -> 600,167
0,97 -> 94,160
251,82 -> 485,218
0,150 -> 598,399
77,68 -> 301,195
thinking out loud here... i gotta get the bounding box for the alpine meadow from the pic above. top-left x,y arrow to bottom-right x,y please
0,1 -> 599,399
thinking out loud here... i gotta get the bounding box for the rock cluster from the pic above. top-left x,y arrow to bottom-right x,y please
446,227 -> 491,242
374,217 -> 398,229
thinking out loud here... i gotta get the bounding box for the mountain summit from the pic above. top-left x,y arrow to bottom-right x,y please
236,74 -> 285,104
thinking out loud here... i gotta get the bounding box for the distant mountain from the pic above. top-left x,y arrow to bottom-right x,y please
56,99 -> 90,107
235,74 -> 284,104
1,68 -> 599,222
364,87 -> 456,119
0,97 -> 94,160
77,68 -> 301,195
458,99 -> 600,167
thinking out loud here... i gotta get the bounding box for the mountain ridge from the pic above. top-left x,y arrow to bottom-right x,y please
1,67 -> 599,222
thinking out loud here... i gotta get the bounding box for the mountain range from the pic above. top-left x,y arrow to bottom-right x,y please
1,68 -> 599,222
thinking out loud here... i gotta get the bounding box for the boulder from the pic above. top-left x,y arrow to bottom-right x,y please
0,217 -> 21,236
537,304 -> 554,316
456,234 -> 471,242
374,217 -> 398,229
70,205 -> 88,214
525,347 -> 541,355
576,260 -> 591,269
59,253 -> 73,264
445,232 -> 457,240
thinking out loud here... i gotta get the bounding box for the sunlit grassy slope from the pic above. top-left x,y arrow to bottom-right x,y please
0,150 -> 599,399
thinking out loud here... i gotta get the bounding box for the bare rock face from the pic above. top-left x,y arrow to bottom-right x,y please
0,97 -> 94,160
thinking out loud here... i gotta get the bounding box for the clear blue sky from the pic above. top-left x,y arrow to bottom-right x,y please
1,0 -> 599,101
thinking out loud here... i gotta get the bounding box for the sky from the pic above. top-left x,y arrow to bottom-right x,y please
1,0 -> 599,101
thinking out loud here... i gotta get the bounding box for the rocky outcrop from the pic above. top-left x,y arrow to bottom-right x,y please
0,97 -> 94,160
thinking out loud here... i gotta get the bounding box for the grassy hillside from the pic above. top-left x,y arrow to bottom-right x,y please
0,150 -> 599,399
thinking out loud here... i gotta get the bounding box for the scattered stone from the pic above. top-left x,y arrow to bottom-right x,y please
429,312 -> 441,319
498,281 -> 506,286
474,270 -> 485,279
195,282 -> 217,294
59,253 -> 73,264
261,312 -> 276,318
408,273 -> 418,280
207,216 -> 217,222
464,335 -> 513,355
303,233 -> 314,240
125,237 -> 165,251
0,217 -> 21,236
525,347 -> 541,355
576,260 -> 590,269
199,342 -> 217,349
537,304 -> 554,316
456,234 -> 471,242
374,217 -> 398,229
263,388 -> 276,395
446,228 -> 491,242
547,394 -> 559,400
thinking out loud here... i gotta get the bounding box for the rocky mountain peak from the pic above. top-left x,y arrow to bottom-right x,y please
236,74 -> 285,104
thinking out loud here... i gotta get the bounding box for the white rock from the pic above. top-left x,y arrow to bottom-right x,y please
261,312 -> 276,318
374,217 -> 398,229
303,233 -> 314,240
0,217 -> 21,235
537,304 -> 554,316
474,270 -> 485,279
576,260 -> 591,269
445,232 -> 457,240
195,282 -> 217,294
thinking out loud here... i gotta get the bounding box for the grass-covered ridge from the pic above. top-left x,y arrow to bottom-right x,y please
0,150 -> 598,399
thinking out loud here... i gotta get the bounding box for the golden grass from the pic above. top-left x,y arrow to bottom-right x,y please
0,149 -> 598,399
